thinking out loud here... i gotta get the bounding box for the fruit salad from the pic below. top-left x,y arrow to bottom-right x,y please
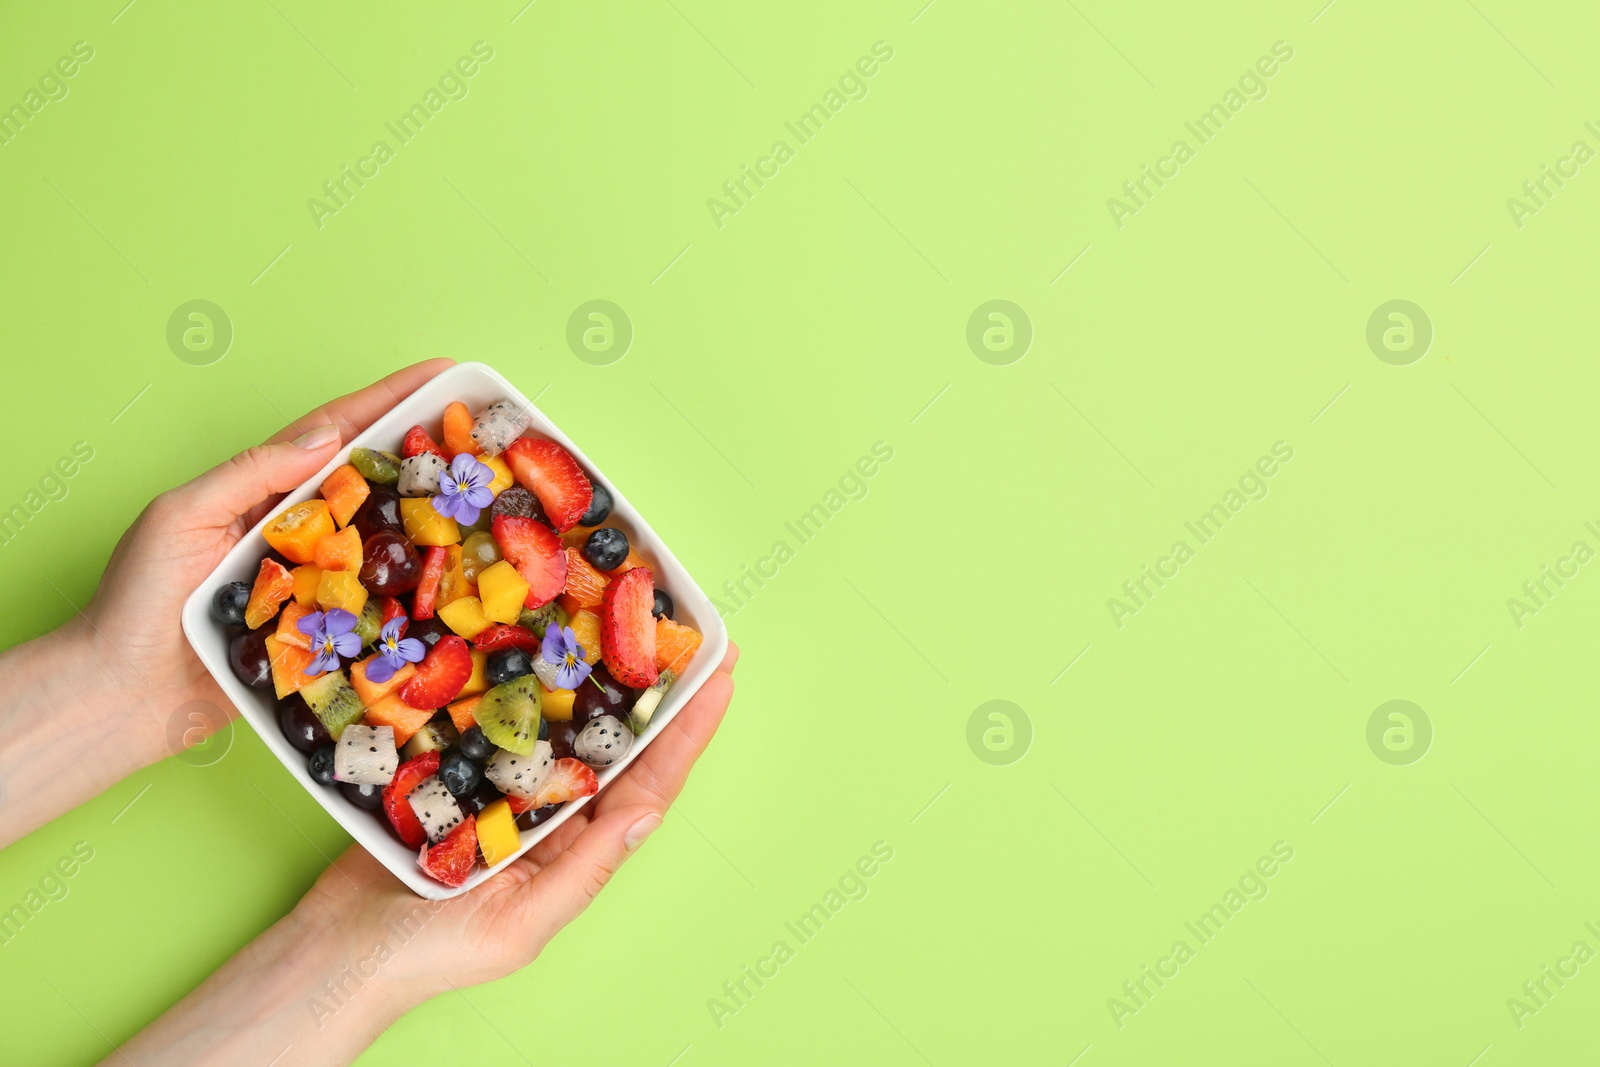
210,399 -> 703,887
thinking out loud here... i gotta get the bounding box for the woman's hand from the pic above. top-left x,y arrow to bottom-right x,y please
0,360 -> 452,848
111,642 -> 739,1067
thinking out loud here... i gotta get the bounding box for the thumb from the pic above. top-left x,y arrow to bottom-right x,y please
183,424 -> 342,527
521,804 -> 663,941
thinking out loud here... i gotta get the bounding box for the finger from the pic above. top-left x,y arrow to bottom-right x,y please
721,640 -> 740,674
597,670 -> 733,816
263,358 -> 455,447
516,803 -> 662,939
176,427 -> 346,528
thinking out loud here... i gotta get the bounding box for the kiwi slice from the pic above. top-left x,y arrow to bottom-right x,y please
349,447 -> 401,485
352,598 -> 383,647
628,670 -> 674,736
402,714 -> 461,761
301,670 -> 365,741
473,675 -> 543,755
518,601 -> 569,640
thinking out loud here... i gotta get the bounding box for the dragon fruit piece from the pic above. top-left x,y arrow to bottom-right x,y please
334,724 -> 398,785
470,400 -> 533,458
406,774 -> 466,843
398,453 -> 446,498
531,654 -> 564,690
484,741 -> 553,799
574,714 -> 632,769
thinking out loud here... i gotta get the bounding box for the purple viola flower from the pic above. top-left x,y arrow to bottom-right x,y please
432,453 -> 496,525
298,609 -> 363,677
364,617 -> 426,684
541,623 -> 593,690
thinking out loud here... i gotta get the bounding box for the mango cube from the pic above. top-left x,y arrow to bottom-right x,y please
481,455 -> 514,496
400,498 -> 461,546
438,596 -> 491,640
541,685 -> 576,722
477,560 -> 529,624
459,649 -> 490,698
291,564 -> 323,607
316,568 -> 369,616
477,799 -> 521,867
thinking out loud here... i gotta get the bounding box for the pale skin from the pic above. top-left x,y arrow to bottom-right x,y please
0,361 -> 738,1065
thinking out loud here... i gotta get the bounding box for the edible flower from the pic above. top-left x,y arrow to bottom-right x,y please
298,609 -> 362,677
363,617 -> 426,684
541,623 -> 593,690
432,453 -> 495,525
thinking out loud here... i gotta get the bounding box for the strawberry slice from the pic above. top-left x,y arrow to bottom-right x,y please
492,515 -> 567,608
601,566 -> 659,688
383,751 -> 440,849
418,815 -> 478,888
472,623 -> 541,653
378,596 -> 408,636
398,635 -> 473,709
504,438 -> 593,533
506,758 -> 599,813
533,758 -> 598,807
402,425 -> 449,461
411,546 -> 449,620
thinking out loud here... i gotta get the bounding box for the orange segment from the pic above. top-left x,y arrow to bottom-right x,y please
312,526 -> 362,571
319,464 -> 370,527
607,548 -> 647,577
443,400 -> 481,457
563,547 -> 608,608
263,499 -> 335,564
569,609 -> 602,665
245,559 -> 294,629
655,617 -> 702,676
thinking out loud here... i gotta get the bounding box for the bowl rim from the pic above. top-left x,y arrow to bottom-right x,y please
180,360 -> 729,899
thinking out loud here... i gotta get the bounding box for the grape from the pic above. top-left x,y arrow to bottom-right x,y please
360,531 -> 421,595
352,485 -> 405,541
229,628 -> 273,688
460,531 -> 502,581
278,695 -> 330,754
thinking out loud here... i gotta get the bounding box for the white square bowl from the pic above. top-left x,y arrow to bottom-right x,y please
180,361 -> 729,899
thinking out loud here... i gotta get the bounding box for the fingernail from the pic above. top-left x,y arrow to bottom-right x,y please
625,814 -> 662,852
292,424 -> 339,450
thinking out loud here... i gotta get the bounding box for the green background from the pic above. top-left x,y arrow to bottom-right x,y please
2,0 -> 1597,1063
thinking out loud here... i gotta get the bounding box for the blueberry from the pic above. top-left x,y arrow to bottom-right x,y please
211,581 -> 251,626
486,648 -> 535,687
438,750 -> 483,798
516,804 -> 559,832
459,725 -> 497,762
459,779 -> 503,815
652,589 -> 674,620
308,745 -> 337,785
405,616 -> 452,649
580,483 -> 612,527
341,781 -> 384,810
539,718 -> 549,741
584,527 -> 629,571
